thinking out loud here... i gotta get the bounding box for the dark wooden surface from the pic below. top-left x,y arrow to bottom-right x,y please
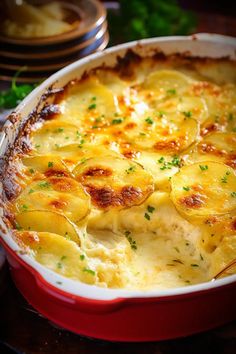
0,267 -> 236,354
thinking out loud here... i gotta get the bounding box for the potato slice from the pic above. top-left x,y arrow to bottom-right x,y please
171,162 -> 236,217
123,117 -> 199,154
135,152 -> 180,190
187,132 -> 236,168
203,132 -> 236,154
23,155 -> 70,177
59,77 -> 119,124
15,210 -> 80,243
31,120 -> 82,153
15,177 -> 90,224
73,156 -> 154,210
156,96 -> 208,123
13,231 -> 96,284
143,70 -> 193,94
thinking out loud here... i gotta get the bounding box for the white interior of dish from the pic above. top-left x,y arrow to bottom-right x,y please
1,33 -> 236,301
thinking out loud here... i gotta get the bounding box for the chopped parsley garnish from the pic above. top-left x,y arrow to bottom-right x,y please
35,144 -> 41,149
88,103 -> 96,110
145,117 -> 153,125
144,212 -> 150,220
48,161 -> 53,168
221,171 -> 230,183
91,96 -> 96,101
125,165 -> 136,174
83,268 -> 95,276
95,117 -> 102,123
57,128 -> 64,133
231,192 -> 236,198
171,155 -> 181,167
157,155 -> 181,170
78,139 -> 85,148
111,118 -> 123,125
92,125 -> 98,129
183,111 -> 192,118
139,132 -> 146,136
28,189 -> 35,194
183,186 -> 190,191
38,181 -> 50,188
61,255 -> 67,261
166,89 -> 176,95
57,262 -> 62,269
0,67 -> 36,109
29,168 -> 35,174
125,231 -> 137,250
80,255 -> 85,261
22,204 -> 28,210
147,205 -> 155,213
199,164 -> 208,171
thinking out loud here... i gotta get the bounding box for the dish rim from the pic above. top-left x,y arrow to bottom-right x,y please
0,0 -> 106,46
1,33 -> 236,302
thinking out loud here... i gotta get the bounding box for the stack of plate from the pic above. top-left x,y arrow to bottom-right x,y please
0,0 -> 109,83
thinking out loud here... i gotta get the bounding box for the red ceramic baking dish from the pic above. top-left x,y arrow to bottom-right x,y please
0,34 -> 236,342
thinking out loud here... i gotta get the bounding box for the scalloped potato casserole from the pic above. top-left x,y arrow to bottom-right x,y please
3,51 -> 236,290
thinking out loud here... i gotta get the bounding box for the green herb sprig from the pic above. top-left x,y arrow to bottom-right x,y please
0,67 -> 37,109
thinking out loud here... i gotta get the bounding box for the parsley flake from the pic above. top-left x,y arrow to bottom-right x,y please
88,103 -> 96,110
125,165 -> 136,174
166,89 -> 176,95
48,161 -> 53,168
38,181 -> 50,188
199,164 -> 208,171
231,192 -> 236,198
147,205 -> 155,213
57,128 -> 64,133
125,231 -> 137,250
144,212 -> 150,220
183,111 -> 192,118
183,186 -> 190,191
111,118 -> 123,125
83,268 -> 95,276
145,117 -> 153,125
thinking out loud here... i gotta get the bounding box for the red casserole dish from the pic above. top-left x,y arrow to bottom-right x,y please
0,34 -> 236,341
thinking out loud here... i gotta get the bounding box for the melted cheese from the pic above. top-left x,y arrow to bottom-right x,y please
9,60 -> 236,290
